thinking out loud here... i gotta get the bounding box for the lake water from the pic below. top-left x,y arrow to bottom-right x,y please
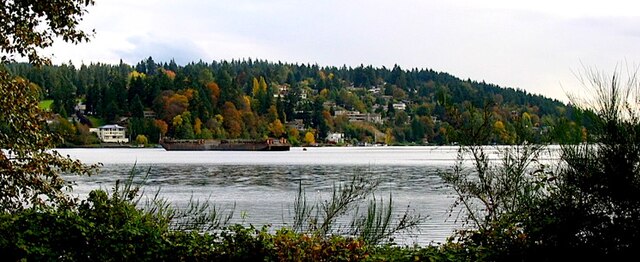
58,146 -> 541,245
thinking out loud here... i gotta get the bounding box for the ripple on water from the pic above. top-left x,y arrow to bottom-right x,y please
65,163 -> 461,245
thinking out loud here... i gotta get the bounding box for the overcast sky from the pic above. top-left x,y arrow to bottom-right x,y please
48,0 -> 640,103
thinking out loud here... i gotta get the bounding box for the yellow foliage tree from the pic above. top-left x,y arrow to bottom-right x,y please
318,70 -> 327,80
304,131 -> 316,145
385,128 -> 393,145
494,120 -> 505,131
319,88 -> 329,98
135,134 -> 148,146
259,76 -> 268,92
194,118 -> 202,135
493,120 -> 512,144
252,77 -> 260,97
172,115 -> 183,126
240,95 -> 252,112
161,91 -> 189,122
269,119 -> 285,138
129,70 -> 146,80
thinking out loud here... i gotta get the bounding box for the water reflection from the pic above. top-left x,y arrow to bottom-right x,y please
67,163 -> 459,245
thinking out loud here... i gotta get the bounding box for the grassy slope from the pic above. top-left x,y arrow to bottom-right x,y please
88,116 -> 105,127
39,99 -> 53,111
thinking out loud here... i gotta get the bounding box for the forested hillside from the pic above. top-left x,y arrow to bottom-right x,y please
6,58 -> 595,146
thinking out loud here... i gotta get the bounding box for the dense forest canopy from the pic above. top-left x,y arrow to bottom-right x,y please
5,58 -> 595,146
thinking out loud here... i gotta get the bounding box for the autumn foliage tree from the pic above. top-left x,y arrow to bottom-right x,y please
157,90 -> 189,123
0,0 -> 95,212
222,102 -> 243,138
269,119 -> 286,138
0,74 -> 98,212
304,131 -> 316,145
206,82 -> 221,111
0,0 -> 97,212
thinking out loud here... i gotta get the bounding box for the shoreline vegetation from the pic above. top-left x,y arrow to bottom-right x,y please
20,54 -> 594,149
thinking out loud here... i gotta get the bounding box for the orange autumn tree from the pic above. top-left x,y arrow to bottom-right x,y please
162,68 -> 176,80
222,101 -> 243,138
158,90 -> 189,124
155,119 -> 169,137
206,82 -> 220,107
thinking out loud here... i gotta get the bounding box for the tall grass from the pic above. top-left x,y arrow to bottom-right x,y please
110,165 -> 235,232
291,173 -> 425,245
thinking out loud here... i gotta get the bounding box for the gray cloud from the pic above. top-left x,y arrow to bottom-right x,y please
114,35 -> 209,65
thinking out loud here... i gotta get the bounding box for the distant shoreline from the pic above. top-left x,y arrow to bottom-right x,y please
56,143 -> 152,149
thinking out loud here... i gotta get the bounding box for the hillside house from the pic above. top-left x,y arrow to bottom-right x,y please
286,119 -> 306,131
143,110 -> 157,118
334,110 -> 383,124
393,103 -> 407,111
326,132 -> 345,144
274,84 -> 289,97
91,124 -> 128,143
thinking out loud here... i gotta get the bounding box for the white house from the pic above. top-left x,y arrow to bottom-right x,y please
91,124 -> 128,143
392,103 -> 407,111
326,132 -> 345,144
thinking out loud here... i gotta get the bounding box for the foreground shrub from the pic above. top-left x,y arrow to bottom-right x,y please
0,188 -> 172,261
518,66 -> 640,260
366,242 -> 482,262
0,190 -> 374,261
272,228 -> 368,261
440,66 -> 640,261
0,209 -> 91,261
78,189 -> 172,260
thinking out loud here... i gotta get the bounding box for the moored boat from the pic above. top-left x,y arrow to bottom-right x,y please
159,138 -> 290,151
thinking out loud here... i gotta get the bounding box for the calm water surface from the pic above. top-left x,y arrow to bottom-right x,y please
59,146 -> 496,245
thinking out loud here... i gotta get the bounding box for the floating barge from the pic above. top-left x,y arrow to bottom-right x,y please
159,138 -> 291,151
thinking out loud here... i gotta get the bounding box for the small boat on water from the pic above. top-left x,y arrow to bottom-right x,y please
159,138 -> 291,151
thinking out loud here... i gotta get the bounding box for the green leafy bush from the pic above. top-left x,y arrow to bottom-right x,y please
0,209 -> 89,261
0,188 -> 172,261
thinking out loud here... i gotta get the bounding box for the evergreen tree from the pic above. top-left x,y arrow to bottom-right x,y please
311,98 -> 329,139
128,75 -> 146,104
131,94 -> 145,118
146,56 -> 157,75
217,68 -> 236,106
